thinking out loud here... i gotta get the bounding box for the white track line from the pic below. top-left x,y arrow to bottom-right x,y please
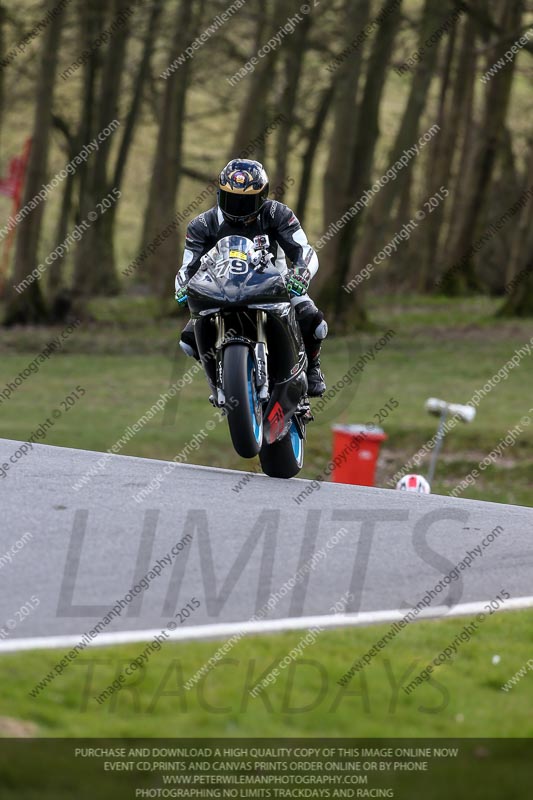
1,595 -> 533,654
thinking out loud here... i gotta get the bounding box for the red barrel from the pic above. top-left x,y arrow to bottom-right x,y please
331,424 -> 387,486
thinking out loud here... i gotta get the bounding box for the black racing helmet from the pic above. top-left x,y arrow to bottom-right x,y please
218,159 -> 269,225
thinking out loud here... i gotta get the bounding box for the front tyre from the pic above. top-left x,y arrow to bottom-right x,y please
259,419 -> 304,479
223,344 -> 263,458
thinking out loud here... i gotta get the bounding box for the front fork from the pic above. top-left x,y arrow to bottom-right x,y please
213,311 -> 269,406
214,314 -> 226,407
255,311 -> 269,402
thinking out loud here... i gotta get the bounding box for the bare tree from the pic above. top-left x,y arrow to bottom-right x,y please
321,0 -> 403,326
230,0 -> 289,160
415,10 -> 476,290
438,0 -> 524,294
0,3 -> 6,156
316,0 -> 371,310
499,140 -> 533,316
138,0 -> 199,297
72,0 -> 134,298
3,0 -> 65,326
295,84 -> 335,223
47,116 -> 77,301
326,0 -> 441,330
271,0 -> 313,201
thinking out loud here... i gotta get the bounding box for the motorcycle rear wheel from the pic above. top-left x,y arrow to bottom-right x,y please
259,419 -> 304,479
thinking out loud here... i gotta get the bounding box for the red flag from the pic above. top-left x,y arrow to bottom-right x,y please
0,148 -> 28,199
0,139 -> 32,295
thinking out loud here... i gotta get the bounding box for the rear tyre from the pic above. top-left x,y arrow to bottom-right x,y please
259,419 -> 304,479
223,344 -> 263,458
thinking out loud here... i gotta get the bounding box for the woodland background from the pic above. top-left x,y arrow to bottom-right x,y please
1,0 -> 532,331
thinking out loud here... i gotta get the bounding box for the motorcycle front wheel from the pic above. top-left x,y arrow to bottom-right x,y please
223,344 -> 263,458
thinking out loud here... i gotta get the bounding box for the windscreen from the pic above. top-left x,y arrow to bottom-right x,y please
204,236 -> 255,281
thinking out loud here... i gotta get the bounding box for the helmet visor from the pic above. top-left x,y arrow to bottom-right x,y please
218,188 -> 266,222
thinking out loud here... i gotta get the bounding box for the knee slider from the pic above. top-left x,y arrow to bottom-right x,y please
180,341 -> 196,358
180,325 -> 198,359
295,301 -> 328,345
314,319 -> 328,340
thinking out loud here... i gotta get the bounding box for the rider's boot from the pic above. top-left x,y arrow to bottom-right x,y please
179,319 -> 200,361
294,299 -> 328,397
306,344 -> 326,397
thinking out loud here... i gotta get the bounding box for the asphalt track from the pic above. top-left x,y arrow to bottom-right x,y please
0,438 -> 532,652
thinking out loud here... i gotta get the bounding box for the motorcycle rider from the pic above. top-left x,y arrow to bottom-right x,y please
175,158 -> 327,397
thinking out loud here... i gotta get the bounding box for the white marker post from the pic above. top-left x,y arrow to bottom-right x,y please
425,397 -> 476,485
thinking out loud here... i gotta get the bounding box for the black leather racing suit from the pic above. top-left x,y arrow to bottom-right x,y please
176,202 -> 327,376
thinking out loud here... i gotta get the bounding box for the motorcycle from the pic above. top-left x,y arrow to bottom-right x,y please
187,234 -> 312,479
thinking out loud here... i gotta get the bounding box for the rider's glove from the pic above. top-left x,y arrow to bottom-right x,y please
175,286 -> 188,307
286,267 -> 311,297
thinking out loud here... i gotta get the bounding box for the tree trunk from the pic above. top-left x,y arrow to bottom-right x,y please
499,244 -> 533,316
317,0 -> 371,303
417,9 -> 472,291
346,0 -> 452,282
442,14 -> 478,269
504,138 -> 533,286
3,0 -> 65,326
439,0 -> 524,295
139,0 -> 196,297
74,0 -> 104,230
0,4 -> 5,156
321,0 -> 403,329
230,0 -> 289,160
271,2 -> 312,201
498,140 -> 533,315
295,85 -> 335,224
72,0 -> 132,298
112,0 -> 163,193
94,0 -> 163,291
48,116 -> 77,299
